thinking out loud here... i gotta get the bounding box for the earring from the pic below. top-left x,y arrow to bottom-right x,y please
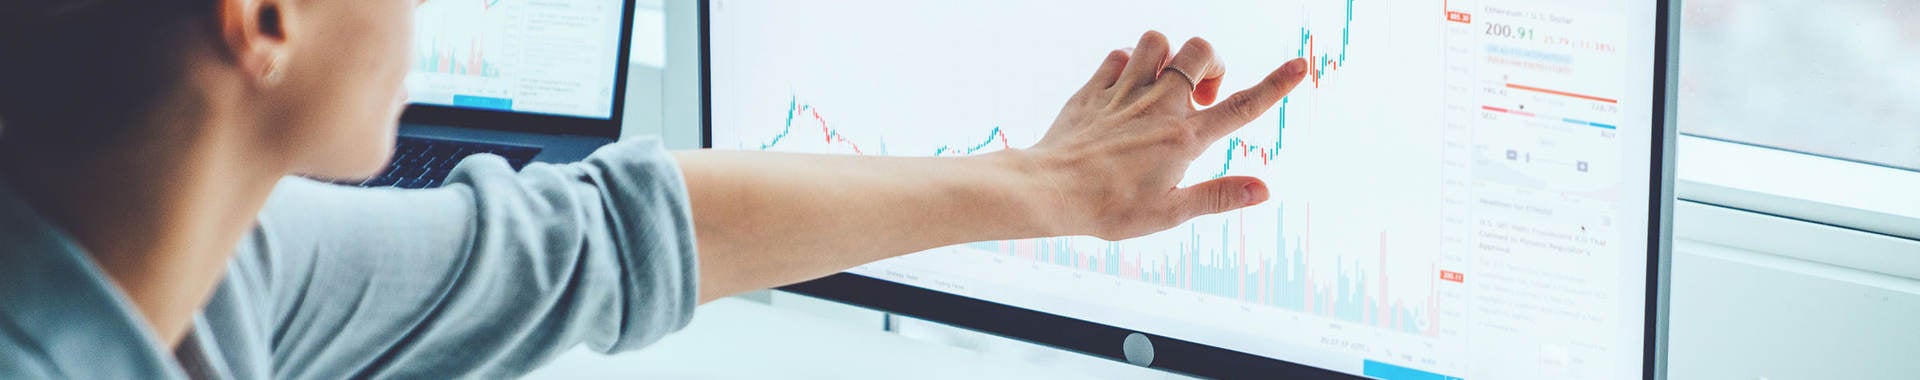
262,55 -> 286,84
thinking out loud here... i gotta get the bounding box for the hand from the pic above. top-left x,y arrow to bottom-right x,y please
1021,31 -> 1309,240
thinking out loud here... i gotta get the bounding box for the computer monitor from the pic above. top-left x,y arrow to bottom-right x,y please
401,0 -> 633,135
703,0 -> 1676,378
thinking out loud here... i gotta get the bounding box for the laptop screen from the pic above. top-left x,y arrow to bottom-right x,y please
405,0 -> 627,120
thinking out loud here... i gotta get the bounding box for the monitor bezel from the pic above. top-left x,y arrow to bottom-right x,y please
699,1 -> 1678,378
397,0 -> 639,139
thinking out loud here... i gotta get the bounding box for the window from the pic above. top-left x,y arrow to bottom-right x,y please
1677,0 -> 1920,241
1679,0 -> 1920,171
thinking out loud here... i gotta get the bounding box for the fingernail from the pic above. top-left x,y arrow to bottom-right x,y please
1283,59 -> 1307,76
1241,182 -> 1267,205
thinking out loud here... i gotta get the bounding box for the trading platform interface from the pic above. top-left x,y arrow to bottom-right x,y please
710,1 -> 1660,378
407,0 -> 626,120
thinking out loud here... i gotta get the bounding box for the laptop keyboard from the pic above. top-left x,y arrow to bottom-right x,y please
356,136 -> 542,189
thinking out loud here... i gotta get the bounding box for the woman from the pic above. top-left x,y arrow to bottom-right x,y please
0,0 -> 1308,378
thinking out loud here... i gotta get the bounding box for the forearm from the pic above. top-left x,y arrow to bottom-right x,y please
673,149 -> 1060,302
671,33 -> 1308,304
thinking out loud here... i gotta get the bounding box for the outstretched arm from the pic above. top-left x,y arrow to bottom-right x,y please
681,31 -> 1310,302
238,32 -> 1307,378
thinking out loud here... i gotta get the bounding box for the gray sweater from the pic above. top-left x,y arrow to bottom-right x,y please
0,139 -> 699,379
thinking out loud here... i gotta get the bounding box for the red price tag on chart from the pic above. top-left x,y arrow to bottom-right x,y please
1447,11 -> 1472,24
1440,270 -> 1466,283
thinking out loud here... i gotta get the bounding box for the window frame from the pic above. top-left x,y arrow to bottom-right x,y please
1676,135 -> 1920,242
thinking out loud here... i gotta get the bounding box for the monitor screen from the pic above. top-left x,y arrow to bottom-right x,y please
708,0 -> 1664,378
406,0 -> 627,120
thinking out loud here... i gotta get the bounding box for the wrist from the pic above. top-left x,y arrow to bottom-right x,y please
983,147 -> 1078,239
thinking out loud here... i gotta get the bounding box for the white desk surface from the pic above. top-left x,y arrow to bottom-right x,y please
523,298 -> 1118,379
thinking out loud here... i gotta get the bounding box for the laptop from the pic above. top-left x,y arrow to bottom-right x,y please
354,0 -> 639,189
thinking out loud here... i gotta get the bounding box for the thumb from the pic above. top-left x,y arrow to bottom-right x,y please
1174,176 -> 1269,218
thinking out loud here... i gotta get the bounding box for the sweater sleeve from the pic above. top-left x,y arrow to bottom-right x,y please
238,139 -> 699,379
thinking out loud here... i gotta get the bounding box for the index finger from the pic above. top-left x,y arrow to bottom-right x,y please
1194,58 -> 1309,139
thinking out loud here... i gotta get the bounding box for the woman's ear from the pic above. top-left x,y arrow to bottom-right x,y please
214,0 -> 291,85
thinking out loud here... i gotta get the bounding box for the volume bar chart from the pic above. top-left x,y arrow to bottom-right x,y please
413,0 -> 509,78
964,202 -> 1441,337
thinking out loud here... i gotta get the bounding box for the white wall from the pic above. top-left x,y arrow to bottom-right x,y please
1665,203 -> 1920,380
